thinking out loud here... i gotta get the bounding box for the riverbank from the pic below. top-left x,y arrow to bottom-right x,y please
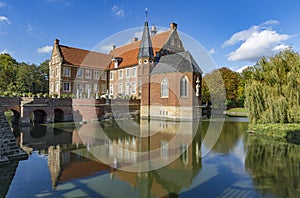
248,123 -> 300,144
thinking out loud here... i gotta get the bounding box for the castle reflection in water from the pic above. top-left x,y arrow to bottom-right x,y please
19,119 -> 202,197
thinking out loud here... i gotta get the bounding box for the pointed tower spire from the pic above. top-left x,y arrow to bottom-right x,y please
138,8 -> 154,61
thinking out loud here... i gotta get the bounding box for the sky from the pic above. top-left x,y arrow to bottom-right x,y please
0,0 -> 299,72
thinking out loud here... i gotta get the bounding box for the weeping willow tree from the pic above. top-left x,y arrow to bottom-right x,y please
245,50 -> 300,124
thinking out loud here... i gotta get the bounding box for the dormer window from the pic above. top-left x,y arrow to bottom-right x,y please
144,59 -> 148,64
112,57 -> 122,68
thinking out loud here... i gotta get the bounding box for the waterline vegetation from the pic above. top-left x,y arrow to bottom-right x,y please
245,50 -> 300,141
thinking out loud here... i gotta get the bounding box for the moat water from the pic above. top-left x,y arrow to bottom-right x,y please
2,117 -> 300,198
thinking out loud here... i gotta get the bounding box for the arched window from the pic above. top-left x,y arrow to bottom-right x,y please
180,76 -> 188,97
161,78 -> 169,97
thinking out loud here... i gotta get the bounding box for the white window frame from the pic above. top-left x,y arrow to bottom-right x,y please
180,76 -> 188,98
110,71 -> 114,80
85,69 -> 92,79
126,68 -> 130,78
63,82 -> 71,92
63,67 -> 71,77
93,84 -> 98,94
119,69 -> 123,79
161,78 -> 169,97
132,67 -> 137,77
110,84 -> 114,95
118,83 -> 123,94
132,82 -> 136,94
94,70 -> 100,80
77,68 -> 83,78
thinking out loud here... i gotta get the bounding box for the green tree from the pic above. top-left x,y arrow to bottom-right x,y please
202,67 -> 241,107
245,49 -> 300,124
0,53 -> 18,94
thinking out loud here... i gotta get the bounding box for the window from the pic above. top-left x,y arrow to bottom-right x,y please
160,140 -> 168,160
86,84 -> 91,98
63,67 -> 71,77
132,67 -> 137,77
93,84 -> 98,94
132,82 -> 136,94
55,67 -> 59,77
77,68 -> 83,78
63,82 -> 71,91
110,84 -> 114,95
55,82 -> 59,92
161,78 -> 169,97
50,83 -> 54,92
126,82 -> 131,96
119,70 -> 123,79
50,68 -> 54,78
110,71 -> 114,80
180,143 -> 188,165
101,71 -> 106,80
94,70 -> 100,80
85,70 -> 92,79
118,83 -> 123,94
126,68 -> 130,78
180,76 -> 188,97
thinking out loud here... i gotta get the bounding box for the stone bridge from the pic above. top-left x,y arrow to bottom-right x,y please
0,97 -> 140,125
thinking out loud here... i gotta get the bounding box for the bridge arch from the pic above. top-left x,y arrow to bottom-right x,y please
54,109 -> 64,122
31,109 -> 47,125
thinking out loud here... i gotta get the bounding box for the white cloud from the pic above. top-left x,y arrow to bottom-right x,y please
37,45 -> 53,54
208,48 -> 215,55
235,65 -> 250,73
112,5 -> 125,18
0,16 -> 10,24
272,44 -> 289,52
0,2 -> 7,8
223,20 -> 292,62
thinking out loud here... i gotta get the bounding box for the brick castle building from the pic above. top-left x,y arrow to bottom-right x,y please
49,20 -> 202,120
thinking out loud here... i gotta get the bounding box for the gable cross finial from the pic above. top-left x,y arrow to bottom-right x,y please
145,8 -> 148,21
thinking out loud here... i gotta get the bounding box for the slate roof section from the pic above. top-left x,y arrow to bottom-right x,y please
138,21 -> 154,59
59,45 -> 112,69
151,51 -> 203,74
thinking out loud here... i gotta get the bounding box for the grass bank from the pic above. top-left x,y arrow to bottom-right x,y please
248,123 -> 300,143
226,108 -> 248,117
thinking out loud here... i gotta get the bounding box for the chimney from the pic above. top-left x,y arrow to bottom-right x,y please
151,25 -> 157,37
170,22 -> 177,30
111,45 -> 116,50
132,37 -> 138,43
54,39 -> 60,45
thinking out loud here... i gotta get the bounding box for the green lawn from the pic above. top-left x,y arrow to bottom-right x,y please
227,108 -> 247,113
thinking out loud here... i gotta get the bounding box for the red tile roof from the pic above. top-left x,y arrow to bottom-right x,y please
109,30 -> 172,69
57,30 -> 172,70
59,45 -> 112,69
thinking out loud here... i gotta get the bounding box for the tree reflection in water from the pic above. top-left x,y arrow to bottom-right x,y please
245,135 -> 300,197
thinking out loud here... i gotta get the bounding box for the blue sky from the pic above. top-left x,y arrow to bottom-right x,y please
0,0 -> 299,72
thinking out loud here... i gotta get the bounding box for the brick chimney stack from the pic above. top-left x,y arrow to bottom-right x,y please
170,22 -> 177,30
54,39 -> 60,45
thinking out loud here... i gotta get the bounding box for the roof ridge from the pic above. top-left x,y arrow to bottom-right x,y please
59,44 -> 108,55
110,29 -> 172,54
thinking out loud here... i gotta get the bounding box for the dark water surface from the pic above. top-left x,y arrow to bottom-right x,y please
2,118 -> 300,198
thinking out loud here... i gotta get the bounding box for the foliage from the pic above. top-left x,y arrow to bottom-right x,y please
0,53 -> 49,95
245,50 -> 300,124
202,67 -> 241,107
